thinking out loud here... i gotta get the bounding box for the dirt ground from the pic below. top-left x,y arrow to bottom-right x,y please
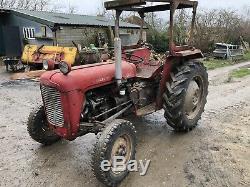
0,62 -> 249,187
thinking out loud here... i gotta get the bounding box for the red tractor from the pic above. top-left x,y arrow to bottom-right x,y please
27,0 -> 208,186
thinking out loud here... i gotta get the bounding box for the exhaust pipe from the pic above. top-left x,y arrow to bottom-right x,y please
114,10 -> 122,86
114,37 -> 122,85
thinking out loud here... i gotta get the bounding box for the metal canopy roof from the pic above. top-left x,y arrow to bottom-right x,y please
0,8 -> 140,28
105,0 -> 198,12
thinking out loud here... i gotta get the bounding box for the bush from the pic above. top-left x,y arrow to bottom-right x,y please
147,29 -> 169,53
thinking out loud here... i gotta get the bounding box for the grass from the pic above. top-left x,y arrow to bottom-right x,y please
230,67 -> 250,78
203,58 -> 235,70
244,51 -> 250,60
203,51 -> 250,70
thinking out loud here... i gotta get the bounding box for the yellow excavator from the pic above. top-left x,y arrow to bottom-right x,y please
10,43 -> 110,80
21,43 -> 110,71
21,45 -> 78,70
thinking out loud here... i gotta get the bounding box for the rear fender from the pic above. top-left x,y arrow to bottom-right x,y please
156,50 -> 203,110
156,56 -> 174,110
172,48 -> 204,59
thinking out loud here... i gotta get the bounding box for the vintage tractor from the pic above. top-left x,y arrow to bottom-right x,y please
27,0 -> 208,186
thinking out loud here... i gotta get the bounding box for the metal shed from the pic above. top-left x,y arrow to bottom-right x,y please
0,8 -> 142,58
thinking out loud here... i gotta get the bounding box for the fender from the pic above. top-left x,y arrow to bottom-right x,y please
156,50 -> 203,110
156,56 -> 174,110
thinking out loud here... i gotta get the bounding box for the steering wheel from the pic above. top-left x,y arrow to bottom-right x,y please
123,53 -> 144,65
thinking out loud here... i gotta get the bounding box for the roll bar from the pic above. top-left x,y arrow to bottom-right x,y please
105,0 -> 198,12
104,0 -> 198,85
105,0 -> 198,53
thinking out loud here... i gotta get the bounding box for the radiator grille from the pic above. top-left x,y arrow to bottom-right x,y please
41,85 -> 64,127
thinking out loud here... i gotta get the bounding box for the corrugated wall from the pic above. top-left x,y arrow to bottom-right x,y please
56,26 -> 141,47
4,14 -> 54,47
56,26 -> 109,47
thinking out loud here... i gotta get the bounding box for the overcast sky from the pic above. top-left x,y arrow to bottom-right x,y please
54,0 -> 250,15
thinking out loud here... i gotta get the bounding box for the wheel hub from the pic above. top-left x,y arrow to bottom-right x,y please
116,144 -> 127,156
110,134 -> 132,174
184,79 -> 203,120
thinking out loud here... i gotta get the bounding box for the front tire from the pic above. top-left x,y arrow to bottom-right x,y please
92,119 -> 136,186
163,61 -> 208,131
27,106 -> 61,145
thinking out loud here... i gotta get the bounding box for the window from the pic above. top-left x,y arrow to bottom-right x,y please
41,26 -> 47,37
23,27 -> 35,39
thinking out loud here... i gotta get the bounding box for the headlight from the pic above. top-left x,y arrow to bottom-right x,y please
59,61 -> 71,75
43,59 -> 55,71
43,60 -> 49,70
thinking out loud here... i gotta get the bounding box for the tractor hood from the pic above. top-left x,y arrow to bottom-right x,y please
40,61 -> 136,93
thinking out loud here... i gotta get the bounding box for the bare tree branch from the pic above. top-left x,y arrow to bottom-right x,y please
0,0 -> 51,10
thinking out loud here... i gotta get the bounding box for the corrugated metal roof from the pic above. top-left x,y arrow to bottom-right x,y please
6,9 -> 140,28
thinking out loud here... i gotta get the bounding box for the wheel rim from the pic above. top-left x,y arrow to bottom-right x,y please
110,134 -> 132,175
184,76 -> 204,120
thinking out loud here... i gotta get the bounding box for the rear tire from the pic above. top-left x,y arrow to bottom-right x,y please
27,106 -> 61,145
163,61 -> 208,131
92,119 -> 136,186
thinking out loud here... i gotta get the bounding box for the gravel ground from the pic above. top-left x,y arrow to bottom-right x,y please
0,62 -> 249,187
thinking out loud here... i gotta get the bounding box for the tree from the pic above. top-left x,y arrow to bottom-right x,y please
174,9 -> 189,45
0,0 -> 51,11
193,9 -> 247,52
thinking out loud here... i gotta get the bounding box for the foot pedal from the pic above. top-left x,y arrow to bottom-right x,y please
136,103 -> 156,116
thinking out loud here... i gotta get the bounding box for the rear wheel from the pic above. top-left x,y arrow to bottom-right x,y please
27,106 -> 61,145
163,61 -> 208,131
92,119 -> 136,186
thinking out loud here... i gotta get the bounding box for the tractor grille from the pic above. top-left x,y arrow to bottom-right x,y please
41,85 -> 64,127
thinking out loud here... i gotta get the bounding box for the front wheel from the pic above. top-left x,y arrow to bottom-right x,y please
92,119 -> 136,187
163,61 -> 208,131
27,106 -> 61,145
